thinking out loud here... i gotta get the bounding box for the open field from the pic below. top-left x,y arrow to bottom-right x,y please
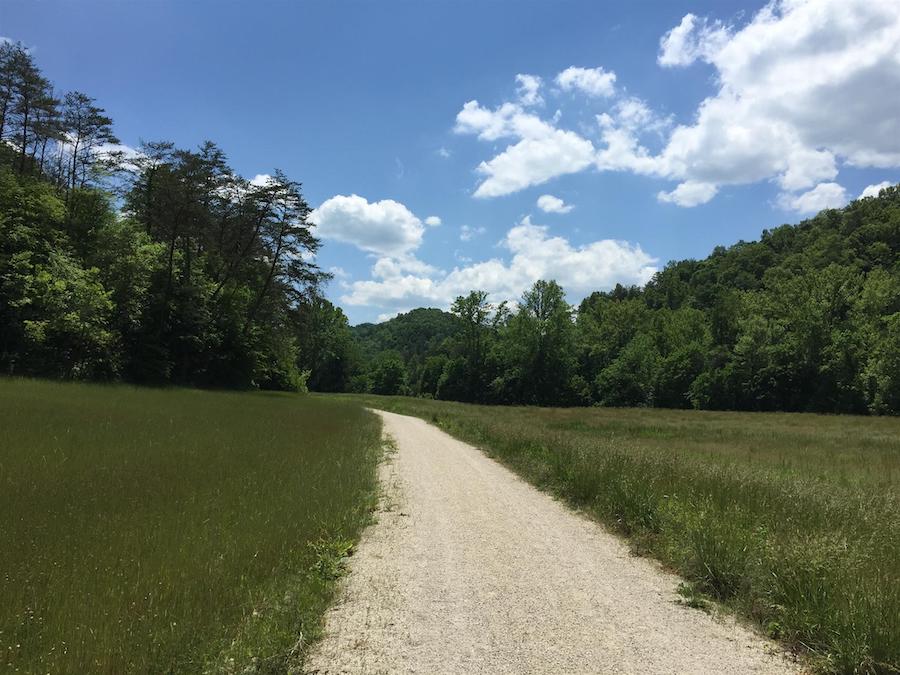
0,379 -> 382,674
340,395 -> 900,674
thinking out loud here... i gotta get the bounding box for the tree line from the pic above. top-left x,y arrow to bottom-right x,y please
340,187 -> 900,415
0,41 -> 330,389
2,41 -> 897,413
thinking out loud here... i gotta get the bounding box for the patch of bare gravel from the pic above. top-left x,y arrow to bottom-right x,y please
305,410 -> 800,674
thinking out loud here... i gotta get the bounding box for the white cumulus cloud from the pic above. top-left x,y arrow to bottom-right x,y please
778,182 -> 848,214
309,194 -> 426,257
473,130 -> 595,198
457,1 -> 900,208
341,218 -> 657,316
455,99 -> 595,198
657,181 -> 718,207
859,181 -> 893,199
658,13 -> 731,67
425,215 -> 442,227
536,194 -> 574,213
371,255 -> 438,279
249,173 -> 273,187
650,0 -> 900,201
515,74 -> 543,106
555,66 -> 617,98
460,225 -> 487,241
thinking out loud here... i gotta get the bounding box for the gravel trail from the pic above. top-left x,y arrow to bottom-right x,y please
305,410 -> 799,674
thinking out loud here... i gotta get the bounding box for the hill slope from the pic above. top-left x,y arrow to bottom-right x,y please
347,185 -> 899,414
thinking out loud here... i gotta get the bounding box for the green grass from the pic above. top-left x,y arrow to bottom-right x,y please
0,379 -> 382,674
341,395 -> 900,675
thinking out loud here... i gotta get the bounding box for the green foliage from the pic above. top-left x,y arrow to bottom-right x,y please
444,290 -> 493,401
0,52 -> 333,391
368,350 -> 407,395
0,379 -> 382,674
594,333 -> 659,406
4,249 -> 116,377
351,307 -> 458,363
348,307 -> 458,396
354,185 -> 899,416
428,290 -> 512,402
417,354 -> 448,397
9,29 -> 895,413
0,168 -> 115,377
349,307 -> 457,396
496,280 -> 577,405
296,297 -> 359,392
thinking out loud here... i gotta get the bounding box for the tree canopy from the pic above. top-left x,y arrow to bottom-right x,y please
0,44 -> 333,390
345,186 -> 900,415
1,43 -> 897,414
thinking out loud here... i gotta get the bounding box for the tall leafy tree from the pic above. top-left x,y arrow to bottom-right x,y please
61,92 -> 117,193
496,280 -> 577,405
4,46 -> 55,174
0,42 -> 30,142
442,291 -> 492,401
296,297 -> 358,392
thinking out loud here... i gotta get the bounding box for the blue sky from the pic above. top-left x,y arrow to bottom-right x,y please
4,0 -> 899,323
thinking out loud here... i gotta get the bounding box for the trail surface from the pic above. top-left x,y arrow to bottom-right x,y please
306,410 -> 798,674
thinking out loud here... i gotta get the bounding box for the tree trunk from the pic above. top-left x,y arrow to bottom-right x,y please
38,136 -> 49,174
0,95 -> 9,141
69,137 -> 81,194
18,101 -> 29,173
210,199 -> 272,300
244,226 -> 285,333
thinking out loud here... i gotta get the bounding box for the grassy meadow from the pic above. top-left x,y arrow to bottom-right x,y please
0,379 -> 382,674
345,395 -> 900,674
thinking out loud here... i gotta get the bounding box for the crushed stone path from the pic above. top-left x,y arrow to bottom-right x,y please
305,410 -> 800,674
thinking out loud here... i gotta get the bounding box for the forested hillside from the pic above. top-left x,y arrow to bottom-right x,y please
0,41 -> 336,390
1,41 -> 897,414
349,308 -> 459,394
349,188 -> 900,415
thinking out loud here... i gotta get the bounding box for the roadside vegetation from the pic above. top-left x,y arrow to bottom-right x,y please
346,394 -> 900,674
0,378 -> 382,674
